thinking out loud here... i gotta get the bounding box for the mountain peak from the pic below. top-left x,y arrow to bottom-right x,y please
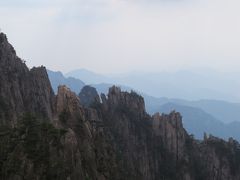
56,85 -> 82,113
0,33 -> 54,125
0,32 -> 6,42
1,32 -> 240,180
0,32 -> 17,57
79,85 -> 100,107
107,86 -> 146,116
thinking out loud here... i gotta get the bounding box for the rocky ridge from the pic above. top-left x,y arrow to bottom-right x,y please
0,32 -> 240,180
79,85 -> 100,107
0,33 -> 54,126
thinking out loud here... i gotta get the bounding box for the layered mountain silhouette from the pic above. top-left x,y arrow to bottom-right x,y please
1,32 -> 240,180
47,70 -> 85,94
158,103 -> 240,140
66,69 -> 240,102
48,69 -> 240,141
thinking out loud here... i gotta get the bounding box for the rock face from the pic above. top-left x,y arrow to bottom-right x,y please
0,33 -> 54,126
1,32 -> 240,180
152,112 -> 187,161
79,85 -> 100,107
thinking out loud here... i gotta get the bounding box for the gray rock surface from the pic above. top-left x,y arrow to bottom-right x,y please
0,33 -> 54,126
1,32 -> 240,180
79,85 -> 100,107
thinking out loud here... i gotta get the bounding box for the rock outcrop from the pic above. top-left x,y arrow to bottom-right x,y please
1,32 -> 240,180
0,33 -> 54,126
79,85 -> 100,107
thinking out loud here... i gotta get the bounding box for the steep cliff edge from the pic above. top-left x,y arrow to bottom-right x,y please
0,33 -> 240,180
0,33 -> 54,126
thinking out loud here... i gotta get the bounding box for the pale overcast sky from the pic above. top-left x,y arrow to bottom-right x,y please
0,0 -> 240,73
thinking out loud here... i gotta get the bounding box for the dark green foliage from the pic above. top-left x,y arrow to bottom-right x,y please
59,109 -> 70,124
89,100 -> 101,110
0,97 -> 9,123
130,90 -> 143,99
85,177 -> 91,180
0,113 -> 68,180
152,137 -> 178,180
185,136 -> 209,180
0,97 -> 8,111
207,139 -> 231,157
116,104 -> 139,121
228,141 -> 240,175
207,139 -> 240,175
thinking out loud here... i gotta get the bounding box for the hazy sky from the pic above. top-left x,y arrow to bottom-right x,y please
1,0 -> 240,73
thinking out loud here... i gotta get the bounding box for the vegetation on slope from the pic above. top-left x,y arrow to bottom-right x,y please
0,113 -> 68,180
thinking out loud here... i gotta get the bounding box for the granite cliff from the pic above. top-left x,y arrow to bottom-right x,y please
0,33 -> 54,126
0,32 -> 240,180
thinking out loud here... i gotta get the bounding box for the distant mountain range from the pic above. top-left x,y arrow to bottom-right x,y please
48,69 -> 240,140
47,70 -> 85,93
144,96 -> 240,123
8,32 -> 240,179
54,68 -> 240,123
66,68 -> 240,102
158,103 -> 240,140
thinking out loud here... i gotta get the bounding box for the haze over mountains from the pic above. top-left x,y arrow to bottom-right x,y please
64,68 -> 240,123
48,69 -> 240,140
4,32 -> 240,179
66,68 -> 240,102
47,70 -> 85,94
